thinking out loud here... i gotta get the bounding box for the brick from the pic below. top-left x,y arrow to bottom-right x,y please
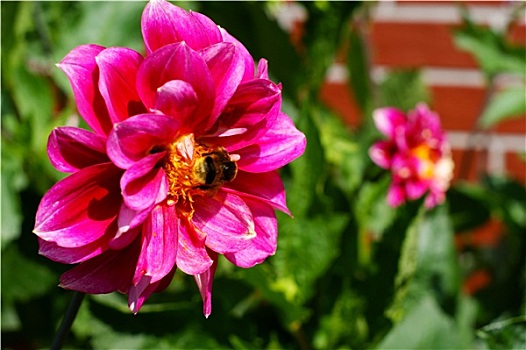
452,148 -> 486,182
431,86 -> 485,131
506,151 -> 526,184
495,116 -> 526,134
319,81 -> 362,126
508,23 -> 526,46
371,21 -> 478,68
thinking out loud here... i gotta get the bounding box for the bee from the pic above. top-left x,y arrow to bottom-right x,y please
192,147 -> 238,194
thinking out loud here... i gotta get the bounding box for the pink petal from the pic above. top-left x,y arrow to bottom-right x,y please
128,275 -> 152,314
373,107 -> 407,139
194,250 -> 218,318
112,203 -> 153,249
96,47 -> 146,123
34,163 -> 122,248
190,10 -> 223,47
154,80 -> 198,132
128,267 -> 176,314
390,154 -> 416,181
110,226 -> 141,251
236,112 -> 306,172
224,79 -> 281,129
425,190 -> 445,209
176,216 -> 213,275
141,0 -> 221,54
204,79 -> 282,150
133,204 -> 178,284
136,42 -> 215,124
47,127 -> 108,173
387,183 -> 406,207
220,28 -> 255,82
201,42 -> 245,123
405,179 -> 429,200
223,170 -> 290,215
369,140 -> 395,169
141,0 -> 188,53
107,113 -> 178,169
225,199 -> 277,268
192,192 -> 255,254
121,152 -> 168,211
57,44 -> 112,136
59,238 -> 140,294
256,59 -> 269,79
38,231 -> 113,264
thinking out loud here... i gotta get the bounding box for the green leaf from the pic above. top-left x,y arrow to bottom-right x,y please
1,302 -> 21,332
238,263 -> 311,327
312,104 -> 367,195
386,208 -> 422,323
476,316 -> 526,350
378,295 -> 463,349
301,2 -> 359,95
313,285 -> 368,349
454,32 -> 523,77
354,177 -> 397,266
455,295 -> 479,347
416,205 -> 460,298
447,184 -> 492,232
239,212 -> 348,326
453,15 -> 526,78
387,205 -> 460,322
1,245 -> 57,303
483,175 -> 526,229
54,2 -> 145,58
355,177 -> 396,238
286,104 -> 327,217
347,28 -> 372,113
73,295 -> 225,349
378,70 -> 430,111
479,86 -> 526,129
0,143 -> 26,247
273,213 -> 349,303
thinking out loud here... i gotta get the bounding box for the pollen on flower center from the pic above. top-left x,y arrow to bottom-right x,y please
410,144 -> 440,180
160,134 -> 238,214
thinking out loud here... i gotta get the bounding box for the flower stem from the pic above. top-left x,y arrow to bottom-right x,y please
50,292 -> 85,350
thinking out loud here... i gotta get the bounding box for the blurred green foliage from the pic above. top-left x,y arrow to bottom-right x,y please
454,6 -> 526,129
1,1 -> 525,349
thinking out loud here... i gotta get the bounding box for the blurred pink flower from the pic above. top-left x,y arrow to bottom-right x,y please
34,0 -> 305,317
369,103 -> 453,209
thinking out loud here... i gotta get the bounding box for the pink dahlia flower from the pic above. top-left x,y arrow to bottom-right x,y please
34,0 -> 306,317
369,103 -> 453,209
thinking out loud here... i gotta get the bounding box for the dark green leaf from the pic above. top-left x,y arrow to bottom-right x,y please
388,205 -> 460,322
1,245 -> 56,302
313,285 -> 368,349
379,295 -> 463,349
273,213 -> 349,303
477,316 -> 526,350
286,104 -> 327,217
347,27 -> 371,113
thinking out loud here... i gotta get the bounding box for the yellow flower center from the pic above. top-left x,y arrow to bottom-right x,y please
159,134 -> 238,217
410,144 -> 437,180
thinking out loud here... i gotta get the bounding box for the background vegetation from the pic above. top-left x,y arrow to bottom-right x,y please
2,1 -> 525,349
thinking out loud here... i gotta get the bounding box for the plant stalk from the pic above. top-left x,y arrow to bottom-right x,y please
50,292 -> 85,350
